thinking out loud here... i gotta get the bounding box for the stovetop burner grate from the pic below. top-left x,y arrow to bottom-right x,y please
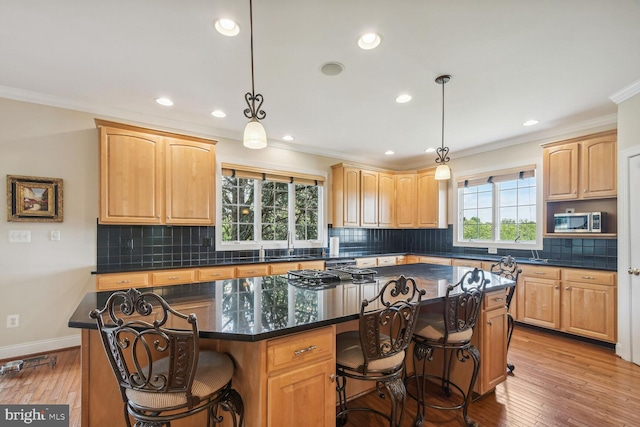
287,266 -> 377,289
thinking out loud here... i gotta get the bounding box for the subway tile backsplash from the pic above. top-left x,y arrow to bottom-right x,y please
97,224 -> 617,271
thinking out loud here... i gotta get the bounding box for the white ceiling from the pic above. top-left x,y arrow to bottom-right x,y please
1,0 -> 639,168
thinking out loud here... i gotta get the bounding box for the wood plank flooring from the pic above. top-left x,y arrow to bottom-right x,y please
1,326 -> 640,427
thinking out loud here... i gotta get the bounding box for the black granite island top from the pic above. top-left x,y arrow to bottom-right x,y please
69,264 -> 514,342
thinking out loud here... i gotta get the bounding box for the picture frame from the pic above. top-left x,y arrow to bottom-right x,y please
7,175 -> 63,222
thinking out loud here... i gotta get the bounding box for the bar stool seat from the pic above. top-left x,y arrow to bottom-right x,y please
406,268 -> 487,427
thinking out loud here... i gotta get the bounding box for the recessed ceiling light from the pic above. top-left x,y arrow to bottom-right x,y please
358,32 -> 381,50
156,97 -> 173,106
385,150 -> 395,155
424,147 -> 436,153
396,94 -> 412,103
282,135 -> 294,141
523,119 -> 540,126
211,110 -> 226,118
215,18 -> 239,36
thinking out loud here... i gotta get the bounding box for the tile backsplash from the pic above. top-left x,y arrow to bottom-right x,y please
97,224 -> 617,271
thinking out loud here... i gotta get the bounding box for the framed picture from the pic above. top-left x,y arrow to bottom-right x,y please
7,175 -> 63,222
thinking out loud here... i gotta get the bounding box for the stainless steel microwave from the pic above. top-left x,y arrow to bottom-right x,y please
553,212 -> 605,233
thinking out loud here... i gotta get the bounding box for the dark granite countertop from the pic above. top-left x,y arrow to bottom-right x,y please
93,251 -> 616,274
71,264 -> 514,341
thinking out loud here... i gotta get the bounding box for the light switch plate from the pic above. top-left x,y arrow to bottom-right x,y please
8,230 -> 31,243
488,247 -> 498,254
51,230 -> 61,241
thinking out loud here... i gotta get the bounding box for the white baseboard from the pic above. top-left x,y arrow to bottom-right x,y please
0,335 -> 81,360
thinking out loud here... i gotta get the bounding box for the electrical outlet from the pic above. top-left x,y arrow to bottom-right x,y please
51,230 -> 61,241
7,314 -> 19,328
488,247 -> 498,254
8,230 -> 31,243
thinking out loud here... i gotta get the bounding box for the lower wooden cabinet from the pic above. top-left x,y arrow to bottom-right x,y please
517,265 -> 616,343
477,292 -> 508,394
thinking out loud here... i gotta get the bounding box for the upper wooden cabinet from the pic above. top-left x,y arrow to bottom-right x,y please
543,130 -> 617,201
378,172 -> 395,227
97,120 -> 216,225
416,168 -> 440,228
360,169 -> 379,227
331,164 -> 360,227
394,173 -> 417,228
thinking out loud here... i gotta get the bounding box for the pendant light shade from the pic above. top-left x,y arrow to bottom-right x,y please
434,74 -> 451,180
435,164 -> 451,180
243,118 -> 267,149
242,0 -> 268,149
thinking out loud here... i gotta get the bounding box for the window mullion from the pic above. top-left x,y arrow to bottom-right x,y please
493,183 -> 500,242
289,184 -> 295,241
255,180 -> 262,244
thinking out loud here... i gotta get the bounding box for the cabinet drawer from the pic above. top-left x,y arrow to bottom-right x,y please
236,264 -> 270,278
355,257 -> 377,268
299,260 -> 325,271
152,269 -> 196,286
484,290 -> 508,310
395,256 -> 406,265
269,262 -> 300,276
562,269 -> 615,285
96,272 -> 150,291
520,265 -> 561,280
197,266 -> 236,281
419,256 -> 452,266
267,326 -> 335,373
377,256 -> 397,266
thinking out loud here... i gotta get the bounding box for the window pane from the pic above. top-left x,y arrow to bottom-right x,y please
500,189 -> 517,207
478,191 -> 493,208
497,177 -> 536,242
221,177 -> 256,242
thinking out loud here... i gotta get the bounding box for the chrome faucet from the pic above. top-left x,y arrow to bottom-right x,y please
287,231 -> 295,256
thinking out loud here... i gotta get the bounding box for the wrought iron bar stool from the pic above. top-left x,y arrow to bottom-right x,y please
406,268 -> 487,427
490,255 -> 522,373
336,275 -> 425,427
89,288 -> 244,427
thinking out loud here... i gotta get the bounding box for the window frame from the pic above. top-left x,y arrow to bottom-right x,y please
453,162 -> 543,251
216,163 -> 327,251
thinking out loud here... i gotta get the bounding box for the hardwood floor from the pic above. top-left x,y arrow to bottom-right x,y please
1,327 -> 640,427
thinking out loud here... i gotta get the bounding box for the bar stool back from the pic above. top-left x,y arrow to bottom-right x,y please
490,255 -> 522,373
89,288 -> 244,427
336,275 -> 425,427
407,268 -> 487,427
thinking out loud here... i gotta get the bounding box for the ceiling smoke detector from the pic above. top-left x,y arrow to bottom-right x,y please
321,62 -> 344,76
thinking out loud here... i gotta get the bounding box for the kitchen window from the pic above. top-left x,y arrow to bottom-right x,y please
455,165 -> 541,250
218,163 -> 325,250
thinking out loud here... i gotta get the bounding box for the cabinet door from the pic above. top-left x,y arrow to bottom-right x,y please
417,169 -> 439,228
561,281 -> 616,342
480,306 -> 508,394
518,276 -> 561,329
267,358 -> 335,427
544,142 -> 578,201
378,172 -> 395,228
99,126 -> 164,224
343,167 -> 361,227
165,137 -> 216,225
395,174 -> 417,228
580,135 -> 617,199
360,170 -> 379,227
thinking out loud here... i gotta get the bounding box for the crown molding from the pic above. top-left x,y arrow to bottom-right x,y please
610,78 -> 640,104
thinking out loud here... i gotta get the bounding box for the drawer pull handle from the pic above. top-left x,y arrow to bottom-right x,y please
294,345 -> 317,356
581,276 -> 595,280
116,280 -> 131,284
494,298 -> 504,302
169,276 -> 179,280
211,273 -> 221,277
533,272 -> 546,275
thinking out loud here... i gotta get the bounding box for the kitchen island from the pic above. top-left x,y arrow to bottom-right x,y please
69,264 -> 515,427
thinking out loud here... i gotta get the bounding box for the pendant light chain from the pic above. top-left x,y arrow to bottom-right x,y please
244,0 -> 266,121
435,75 -> 451,165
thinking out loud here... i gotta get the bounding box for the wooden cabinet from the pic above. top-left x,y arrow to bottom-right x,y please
561,269 -> 616,342
235,264 -> 270,278
96,271 -> 151,291
451,259 -> 483,269
332,164 -> 360,227
417,168 -> 440,228
97,120 -> 216,225
360,169 -> 379,227
543,130 -> 617,236
197,266 -> 236,282
355,257 -> 377,268
419,256 -> 452,266
378,172 -> 395,227
266,326 -> 336,427
152,269 -> 196,286
395,173 -> 417,228
517,266 -> 561,329
476,290 -> 508,395
516,265 -> 616,342
269,260 -> 325,275
376,256 -> 397,267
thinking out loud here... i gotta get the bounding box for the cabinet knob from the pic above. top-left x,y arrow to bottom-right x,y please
584,189 -> 587,193
636,269 -> 640,276
554,286 -> 559,290
487,320 -> 493,326
629,268 -> 634,275
330,374 -> 336,382
565,287 -> 571,291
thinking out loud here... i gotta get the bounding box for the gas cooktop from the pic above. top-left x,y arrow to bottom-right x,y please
287,266 -> 377,289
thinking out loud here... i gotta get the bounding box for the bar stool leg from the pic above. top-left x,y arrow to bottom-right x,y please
336,374 -> 349,427
463,345 -> 481,427
381,377 -> 407,427
506,313 -> 515,373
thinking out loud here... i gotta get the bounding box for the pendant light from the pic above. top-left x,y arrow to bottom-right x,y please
434,74 -> 451,180
243,0 -> 267,149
